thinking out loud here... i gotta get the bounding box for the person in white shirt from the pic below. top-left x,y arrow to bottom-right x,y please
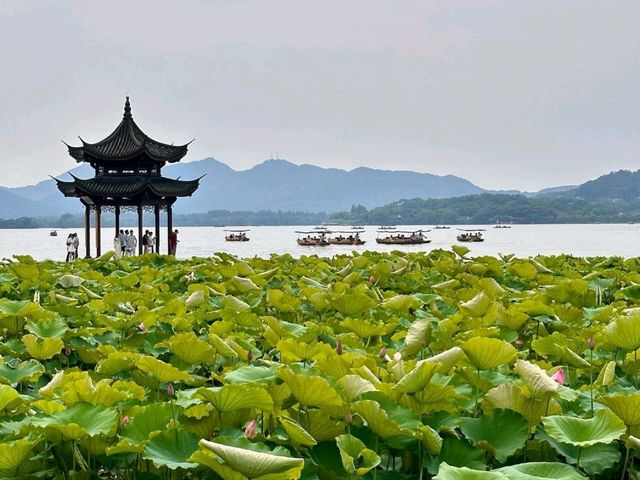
125,231 -> 137,256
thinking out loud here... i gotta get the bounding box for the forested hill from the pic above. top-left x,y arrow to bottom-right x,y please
554,170 -> 640,202
327,193 -> 631,225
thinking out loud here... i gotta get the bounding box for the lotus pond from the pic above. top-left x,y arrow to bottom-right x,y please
1,248 -> 640,479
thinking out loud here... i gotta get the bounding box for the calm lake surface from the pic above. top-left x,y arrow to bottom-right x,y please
0,224 -> 636,261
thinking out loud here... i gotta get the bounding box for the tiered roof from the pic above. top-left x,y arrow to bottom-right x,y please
56,174 -> 201,199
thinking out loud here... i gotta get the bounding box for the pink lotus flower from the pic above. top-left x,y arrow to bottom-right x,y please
551,368 -> 565,384
167,383 -> 175,397
588,337 -> 596,350
244,419 -> 257,439
137,323 -> 146,332
121,415 -> 130,426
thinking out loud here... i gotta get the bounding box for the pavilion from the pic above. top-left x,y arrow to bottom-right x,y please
55,97 -> 201,257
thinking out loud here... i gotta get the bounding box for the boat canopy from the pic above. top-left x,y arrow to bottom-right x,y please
377,229 -> 429,234
224,229 -> 250,232
457,228 -> 486,232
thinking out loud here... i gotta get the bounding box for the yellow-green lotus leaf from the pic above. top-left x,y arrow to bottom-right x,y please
276,338 -> 333,364
460,292 -> 492,317
603,313 -> 640,350
435,463 -> 508,479
404,319 -> 432,356
197,384 -> 273,413
209,333 -> 239,358
58,274 -> 84,288
483,383 -> 561,426
513,359 -> 559,400
0,384 -> 21,412
342,318 -> 386,337
542,409 -> 626,447
277,368 -> 343,408
230,276 -> 260,293
96,351 -> 140,376
195,440 -> 304,480
426,347 -> 464,373
595,361 -> 617,387
417,424 -> 442,455
184,403 -> 214,419
338,375 -> 377,402
166,332 -> 215,364
185,289 -> 205,307
461,337 -> 516,370
223,295 -> 251,312
598,392 -> 640,429
22,334 -> 63,360
137,356 -> 191,383
279,416 -> 317,447
392,359 -> 441,393
31,399 -> 66,414
0,439 -> 32,475
336,434 -> 381,476
352,400 -> 411,438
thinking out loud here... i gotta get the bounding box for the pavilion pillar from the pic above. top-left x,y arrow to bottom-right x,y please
154,205 -> 160,254
167,204 -> 173,255
115,205 -> 120,236
84,204 -> 91,259
95,205 -> 102,257
137,204 -> 143,255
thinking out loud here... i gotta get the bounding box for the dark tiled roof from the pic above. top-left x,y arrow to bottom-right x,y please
66,97 -> 191,163
55,175 -> 201,198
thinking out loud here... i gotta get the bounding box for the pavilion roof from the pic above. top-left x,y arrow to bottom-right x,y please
65,97 -> 192,163
54,174 -> 201,199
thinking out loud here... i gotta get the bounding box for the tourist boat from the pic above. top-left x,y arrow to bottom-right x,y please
434,226 -> 450,229
329,231 -> 366,245
378,226 -> 396,230
457,229 -> 485,242
494,225 -> 511,229
296,231 -> 330,246
376,230 -> 430,245
49,230 -> 58,237
224,229 -> 250,241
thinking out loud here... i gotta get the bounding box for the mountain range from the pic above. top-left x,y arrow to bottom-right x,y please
0,158 -> 636,220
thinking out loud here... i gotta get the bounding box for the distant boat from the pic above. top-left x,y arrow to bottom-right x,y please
49,230 -> 58,237
224,229 -> 250,241
378,226 -> 396,230
296,230 -> 330,246
457,229 -> 485,242
330,231 -> 366,246
376,230 -> 430,245
434,226 -> 450,229
494,225 -> 511,229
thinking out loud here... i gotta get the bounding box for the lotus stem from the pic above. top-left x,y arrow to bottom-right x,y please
589,349 -> 594,417
576,446 -> 582,470
622,444 -> 630,479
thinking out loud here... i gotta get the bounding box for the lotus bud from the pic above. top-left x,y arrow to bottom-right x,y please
515,338 -> 524,347
379,346 -> 387,358
345,412 -> 353,423
137,322 -> 146,332
336,340 -> 343,355
369,275 -> 376,284
247,350 -> 254,362
166,383 -> 175,397
63,347 -> 72,357
551,368 -> 565,385
393,351 -> 402,362
121,415 -> 130,426
588,337 -> 596,350
244,419 -> 257,439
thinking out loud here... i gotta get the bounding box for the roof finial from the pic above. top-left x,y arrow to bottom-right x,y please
124,96 -> 132,118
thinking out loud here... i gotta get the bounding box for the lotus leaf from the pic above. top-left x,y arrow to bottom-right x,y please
21,334 -> 63,360
0,439 -> 33,476
195,439 -> 305,479
603,313 -> 640,350
57,274 -> 85,288
461,337 -> 517,370
210,333 -> 240,357
197,384 -> 273,413
460,292 -> 492,317
279,416 -> 317,447
0,360 -> 44,387
417,424 -> 442,455
166,332 -> 215,364
495,462 -> 586,479
382,294 -> 421,312
404,319 -> 432,356
434,462 -> 508,479
598,392 -> 640,430
277,368 -> 343,408
513,360 -> 559,400
460,409 -> 529,463
34,402 -> 118,440
338,374 -> 377,402
352,400 -> 409,438
25,317 -> 68,338
137,356 -> 191,383
335,434 -> 381,476
143,428 -> 199,470
542,409 -> 626,447
393,359 -> 441,393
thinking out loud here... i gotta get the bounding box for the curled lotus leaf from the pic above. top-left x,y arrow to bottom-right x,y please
352,400 -> 410,438
392,359 -> 441,393
338,374 -> 377,402
279,416 -> 317,447
460,292 -> 493,317
335,434 -> 381,476
603,313 -> 640,350
404,319 -> 432,356
57,274 -> 85,288
513,359 -> 559,400
426,347 -> 464,373
277,368 -> 343,408
209,333 -> 239,358
461,337 -> 517,370
598,392 -> 640,429
542,409 -> 626,447
165,332 -> 215,364
136,356 -> 191,383
417,424 -> 442,455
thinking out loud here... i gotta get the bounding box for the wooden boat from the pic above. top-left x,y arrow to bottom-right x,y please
434,226 -> 450,230
296,231 -> 330,246
225,229 -> 250,241
376,230 -> 430,245
494,225 -> 511,229
378,226 -> 396,230
329,231 -> 366,245
457,229 -> 485,242
49,230 -> 58,237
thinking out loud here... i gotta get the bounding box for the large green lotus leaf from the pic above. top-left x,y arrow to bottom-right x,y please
392,359 -> 441,393
417,424 -> 442,455
404,319 -> 432,356
224,365 -> 278,384
426,347 -> 465,373
461,337 -> 516,370
137,356 -> 191,383
95,351 -> 140,376
143,428 -> 199,470
332,293 -> 376,316
495,462 -> 586,480
434,462 -> 507,479
210,333 -> 239,358
460,409 -> 529,463
542,409 -> 625,447
0,360 -> 44,387
57,274 -> 84,288
0,300 -> 42,319
530,338 -> 590,368
460,292 -> 492,317
166,332 -> 215,364
21,334 -> 63,360
222,295 -> 252,312
279,416 -> 317,447
266,289 -> 301,313
34,402 -> 118,440
197,384 -> 273,413
117,403 -> 174,446
335,434 -> 380,476
603,313 -> 640,350
0,385 -> 21,412
195,439 -> 304,479
338,374 -> 376,402
598,392 -> 640,428
276,338 -> 334,363
0,439 -> 33,476
381,294 -> 421,312
25,317 -> 68,339
305,409 -> 345,442
277,368 -> 342,408
342,318 -> 386,337
513,360 -> 559,400
482,384 -> 561,426
352,400 -> 409,438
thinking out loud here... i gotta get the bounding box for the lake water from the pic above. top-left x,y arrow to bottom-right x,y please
0,224 -> 636,261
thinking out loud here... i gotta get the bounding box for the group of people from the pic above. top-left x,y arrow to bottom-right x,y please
114,229 -> 157,258
65,233 -> 79,261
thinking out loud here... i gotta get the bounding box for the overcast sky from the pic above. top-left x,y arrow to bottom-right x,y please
1,1 -> 639,191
